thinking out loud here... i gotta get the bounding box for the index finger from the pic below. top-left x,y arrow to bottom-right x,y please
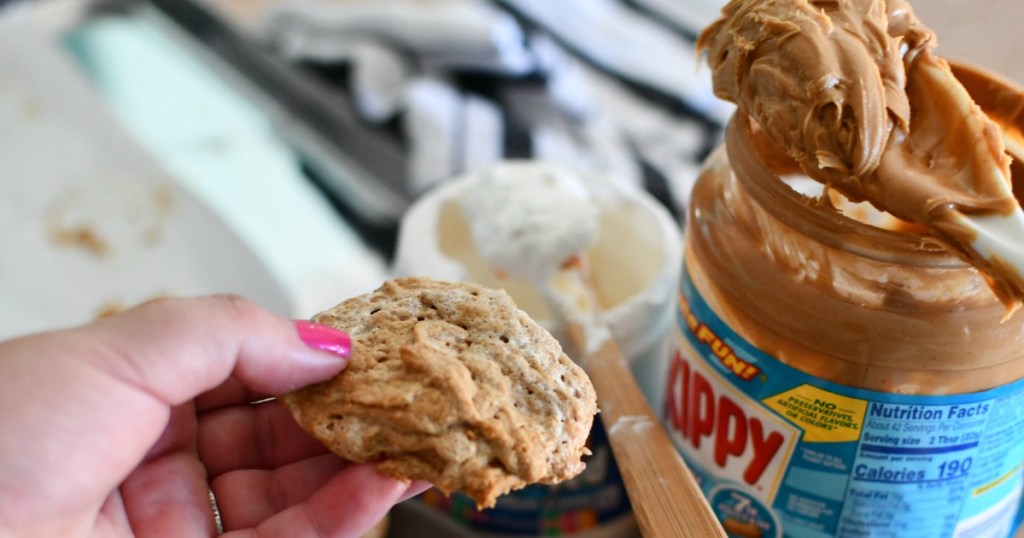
86,295 -> 348,406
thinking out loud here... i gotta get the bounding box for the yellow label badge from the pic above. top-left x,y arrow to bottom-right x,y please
763,385 -> 867,442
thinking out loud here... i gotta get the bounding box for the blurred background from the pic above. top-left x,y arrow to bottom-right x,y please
1,0 -> 1019,339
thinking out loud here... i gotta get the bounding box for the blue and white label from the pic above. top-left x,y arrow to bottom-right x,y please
663,270 -> 1024,537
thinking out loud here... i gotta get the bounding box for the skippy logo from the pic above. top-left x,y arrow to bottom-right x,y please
663,299 -> 798,499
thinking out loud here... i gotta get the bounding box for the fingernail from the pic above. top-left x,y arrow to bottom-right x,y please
294,320 -> 351,358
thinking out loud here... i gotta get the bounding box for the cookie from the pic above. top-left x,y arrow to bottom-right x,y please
281,277 -> 598,508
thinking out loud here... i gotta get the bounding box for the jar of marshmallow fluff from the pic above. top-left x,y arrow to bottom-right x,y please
661,63 -> 1024,538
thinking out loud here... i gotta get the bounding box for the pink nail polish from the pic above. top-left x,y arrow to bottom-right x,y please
294,320 -> 351,358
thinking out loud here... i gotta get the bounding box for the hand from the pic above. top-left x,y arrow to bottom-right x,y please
0,296 -> 429,537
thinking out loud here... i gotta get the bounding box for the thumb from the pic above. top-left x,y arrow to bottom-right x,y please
83,295 -> 350,406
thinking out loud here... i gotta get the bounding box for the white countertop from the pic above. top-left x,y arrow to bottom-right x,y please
66,11 -> 391,316
0,1 -> 389,339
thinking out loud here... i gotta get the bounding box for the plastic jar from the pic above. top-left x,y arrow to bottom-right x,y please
390,161 -> 682,538
662,65 -> 1024,537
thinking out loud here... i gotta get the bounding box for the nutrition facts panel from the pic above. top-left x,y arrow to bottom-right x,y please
839,398 -> 1024,537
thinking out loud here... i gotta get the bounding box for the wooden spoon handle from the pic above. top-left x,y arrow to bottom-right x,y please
570,324 -> 726,537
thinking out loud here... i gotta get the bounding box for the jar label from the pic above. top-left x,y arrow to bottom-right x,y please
416,418 -> 634,535
664,271 -> 1024,537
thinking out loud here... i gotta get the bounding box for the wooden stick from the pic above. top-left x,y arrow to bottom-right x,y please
568,324 -> 726,538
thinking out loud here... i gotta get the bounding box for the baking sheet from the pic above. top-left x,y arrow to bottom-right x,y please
0,0 -> 292,339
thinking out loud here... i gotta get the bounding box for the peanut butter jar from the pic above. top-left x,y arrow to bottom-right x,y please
662,65 -> 1024,538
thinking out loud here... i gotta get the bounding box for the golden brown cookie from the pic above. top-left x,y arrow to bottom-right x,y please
281,277 -> 598,508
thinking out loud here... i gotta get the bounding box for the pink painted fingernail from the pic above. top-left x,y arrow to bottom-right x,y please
294,320 -> 351,358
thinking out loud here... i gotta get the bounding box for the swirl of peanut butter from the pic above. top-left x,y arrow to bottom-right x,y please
698,0 -> 1023,310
